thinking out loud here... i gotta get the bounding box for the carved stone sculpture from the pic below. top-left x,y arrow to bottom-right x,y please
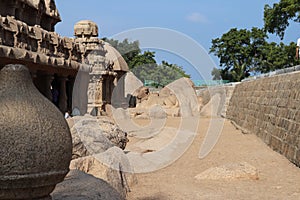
0,64 -> 72,199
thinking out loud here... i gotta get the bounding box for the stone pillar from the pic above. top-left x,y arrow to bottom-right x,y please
105,77 -> 111,104
95,78 -> 104,115
41,74 -> 54,102
115,73 -> 127,108
35,73 -> 54,102
95,78 -> 103,104
58,76 -> 68,113
67,77 -> 75,112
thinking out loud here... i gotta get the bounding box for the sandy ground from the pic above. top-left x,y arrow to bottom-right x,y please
125,117 -> 300,200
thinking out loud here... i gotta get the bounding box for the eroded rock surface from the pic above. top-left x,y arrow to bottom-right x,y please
52,170 -> 123,200
65,115 -> 134,198
68,115 -> 128,159
70,147 -> 136,199
194,162 -> 259,181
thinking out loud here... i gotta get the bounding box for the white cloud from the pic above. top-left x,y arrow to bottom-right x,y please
186,12 -> 208,24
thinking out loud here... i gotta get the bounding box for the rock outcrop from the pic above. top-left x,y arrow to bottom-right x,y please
70,147 -> 136,199
166,77 -> 199,117
194,162 -> 259,181
135,86 -> 150,103
52,170 -> 123,200
68,115 -> 129,159
66,115 -> 135,198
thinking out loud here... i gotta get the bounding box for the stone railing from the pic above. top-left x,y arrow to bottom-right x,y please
243,65 -> 300,82
0,15 -> 82,70
227,70 -> 300,167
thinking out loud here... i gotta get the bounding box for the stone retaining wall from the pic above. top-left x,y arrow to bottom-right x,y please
227,71 -> 300,166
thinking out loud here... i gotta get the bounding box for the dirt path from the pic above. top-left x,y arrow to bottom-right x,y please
126,117 -> 300,200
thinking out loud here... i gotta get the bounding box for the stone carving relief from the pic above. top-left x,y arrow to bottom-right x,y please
0,14 -> 82,70
0,0 -> 61,32
0,1 -> 128,116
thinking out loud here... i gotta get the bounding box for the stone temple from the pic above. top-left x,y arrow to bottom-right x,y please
0,0 -> 129,115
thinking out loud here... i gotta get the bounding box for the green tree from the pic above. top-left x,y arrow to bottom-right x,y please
231,62 -> 249,82
161,61 -> 190,78
211,67 -> 222,80
102,38 -> 141,69
258,42 -> 299,72
264,0 -> 300,39
210,27 -> 267,81
127,51 -> 157,69
132,61 -> 190,87
104,38 -> 191,87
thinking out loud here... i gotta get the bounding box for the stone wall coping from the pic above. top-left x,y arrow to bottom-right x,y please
0,45 -> 81,70
242,65 -> 300,82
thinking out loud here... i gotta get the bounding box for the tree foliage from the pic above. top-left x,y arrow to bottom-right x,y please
210,28 -> 267,81
131,62 -> 189,87
103,38 -> 190,87
102,38 -> 140,69
257,42 -> 298,73
211,67 -> 222,80
127,51 -> 156,70
264,0 -> 300,39
211,0 -> 300,82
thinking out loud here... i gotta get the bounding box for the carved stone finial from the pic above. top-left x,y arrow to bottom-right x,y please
0,64 -> 72,199
74,20 -> 99,38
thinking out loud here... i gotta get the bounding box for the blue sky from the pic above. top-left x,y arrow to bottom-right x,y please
55,0 -> 299,80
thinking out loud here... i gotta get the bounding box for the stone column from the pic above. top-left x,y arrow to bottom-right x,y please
94,78 -> 104,115
105,77 -> 111,104
41,74 -> 54,101
67,77 -> 75,112
116,73 -> 127,108
58,76 -> 68,113
35,73 -> 53,102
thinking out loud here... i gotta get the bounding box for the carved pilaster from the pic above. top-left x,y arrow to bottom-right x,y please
95,78 -> 103,105
35,73 -> 54,102
44,74 -> 54,102
58,76 -> 68,113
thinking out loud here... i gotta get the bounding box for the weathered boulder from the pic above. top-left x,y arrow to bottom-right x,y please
194,162 -> 259,181
159,87 -> 172,97
126,127 -> 177,152
70,115 -> 128,159
136,93 -> 165,108
166,77 -> 199,117
67,115 -> 134,198
128,108 -> 149,119
200,93 -> 222,117
135,86 -> 150,103
197,88 -> 211,106
159,87 -> 179,108
196,85 -> 232,117
71,119 -> 114,159
97,118 -> 129,150
70,147 -> 136,199
124,72 -> 143,99
51,170 -> 123,200
149,105 -> 167,119
130,107 -> 179,118
163,94 -> 179,108
70,126 -> 91,159
112,108 -> 130,120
